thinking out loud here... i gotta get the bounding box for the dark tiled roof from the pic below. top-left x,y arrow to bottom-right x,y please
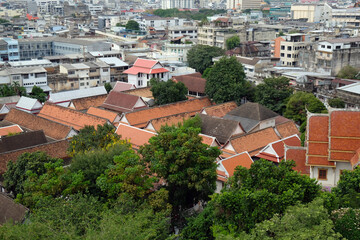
102,91 -> 148,113
70,94 -> 107,111
199,114 -> 243,144
0,130 -> 47,153
173,74 -> 206,94
0,193 -> 28,225
4,108 -> 73,140
201,101 -> 238,118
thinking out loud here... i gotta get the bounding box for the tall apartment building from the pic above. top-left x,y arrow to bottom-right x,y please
279,34 -> 308,67
0,38 -> 20,62
161,0 -> 194,9
331,7 -> 360,28
291,3 -> 331,23
227,0 -> 261,10
299,37 -> 360,76
168,26 -> 198,40
138,16 -> 185,31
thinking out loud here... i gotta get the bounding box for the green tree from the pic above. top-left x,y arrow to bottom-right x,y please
139,122 -> 221,219
226,35 -> 240,50
205,56 -> 254,103
337,65 -> 360,79
328,98 -> 345,108
125,20 -> 140,31
17,159 -> 88,208
218,199 -> 342,240
70,142 -> 132,197
184,160 -> 321,238
150,78 -> 188,105
3,152 -> 59,196
97,150 -> 157,200
68,124 -> 120,156
284,91 -> 327,125
30,85 -> 47,103
254,77 -> 293,114
332,168 -> 360,208
332,208 -> 360,240
104,82 -> 112,93
187,45 -> 225,74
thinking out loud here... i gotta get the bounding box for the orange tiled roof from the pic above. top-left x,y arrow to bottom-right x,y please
87,107 -> 119,123
145,112 -> 192,132
276,121 -> 299,138
70,94 -> 107,111
116,123 -> 156,149
225,127 -> 281,156
38,104 -> 108,131
124,87 -> 153,99
4,108 -> 74,140
0,140 -> 69,174
306,114 -> 334,166
101,91 -> 148,113
122,97 -> 212,128
0,125 -> 23,137
199,133 -> 221,147
285,146 -> 310,175
219,151 -> 253,178
201,101 -> 238,118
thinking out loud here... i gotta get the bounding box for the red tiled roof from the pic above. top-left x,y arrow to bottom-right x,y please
101,91 -> 148,113
116,123 -> 156,149
133,58 -> 158,68
145,112 -> 192,132
173,74 -> 206,94
276,121 -> 299,138
201,101 -> 238,118
87,107 -> 119,123
285,146 -> 310,175
219,152 -> 253,177
123,66 -> 169,75
122,97 -> 212,128
225,127 -> 281,156
4,108 -> 74,140
0,140 -> 69,174
69,94 -> 107,111
0,125 -> 23,137
113,82 -> 136,92
38,104 -> 108,131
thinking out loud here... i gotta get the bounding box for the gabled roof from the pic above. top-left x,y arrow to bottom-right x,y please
199,133 -> 221,148
116,123 -> 156,149
0,193 -> 28,225
123,58 -> 169,75
199,114 -> 244,144
38,104 -> 109,131
256,134 -> 301,163
0,125 -> 23,137
201,101 -> 238,118
145,112 -> 192,132
69,94 -> 107,111
124,87 -> 153,99
101,91 -> 148,113
0,140 -> 69,174
0,130 -> 47,153
218,151 -> 253,178
133,58 -> 159,68
275,121 -> 299,138
223,127 -> 281,156
4,108 -> 74,140
48,86 -> 107,104
15,96 -> 42,112
121,97 -> 212,128
113,82 -> 136,92
173,74 -> 206,94
285,146 -> 310,175
87,107 -> 119,123
224,102 -> 278,132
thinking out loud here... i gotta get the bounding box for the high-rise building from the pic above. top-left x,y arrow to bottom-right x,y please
161,0 -> 194,9
227,0 -> 261,10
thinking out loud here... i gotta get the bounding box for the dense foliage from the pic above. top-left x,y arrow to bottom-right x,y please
205,56 -> 254,103
254,77 -> 293,114
152,8 -> 226,20
125,20 -> 140,31
328,97 -> 345,108
0,82 -> 26,97
150,78 -> 188,105
336,65 -> 360,79
30,85 -> 47,103
284,91 -> 327,125
187,44 -> 225,74
226,35 -> 240,50
104,82 -> 112,93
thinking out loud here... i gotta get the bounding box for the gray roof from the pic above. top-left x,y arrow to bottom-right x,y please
0,193 -> 28,225
224,102 -> 278,132
199,114 -> 241,144
7,66 -> 47,75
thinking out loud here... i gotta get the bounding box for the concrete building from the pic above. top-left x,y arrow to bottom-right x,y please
98,15 -> 120,29
299,37 -> 360,76
0,38 -> 20,62
97,57 -> 129,82
290,3 -> 330,23
168,25 -> 198,40
331,7 -> 360,28
161,0 -> 194,9
227,0 -> 262,10
279,33 -> 308,67
164,41 -> 195,62
138,16 -> 185,32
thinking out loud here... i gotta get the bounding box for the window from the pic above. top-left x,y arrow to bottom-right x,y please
281,46 -> 285,50
80,83 -> 84,86
12,75 -> 20,80
287,46 -> 292,51
287,54 -> 291,58
321,45 -> 325,48
336,46 -> 341,49
138,80 -> 143,86
35,73 -> 46,78
327,45 -> 331,49
147,74 -> 149,79
68,70 -> 75,75
318,169 -> 327,180
161,73 -> 164,78
103,68 -> 109,72
280,53 -> 284,57
22,74 -> 29,79
138,72 -> 141,77
90,69 -> 96,72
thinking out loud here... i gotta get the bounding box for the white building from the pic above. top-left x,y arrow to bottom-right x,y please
138,16 -> 185,31
227,0 -> 262,10
168,26 -> 198,40
161,0 -> 194,9
123,58 -> 170,88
